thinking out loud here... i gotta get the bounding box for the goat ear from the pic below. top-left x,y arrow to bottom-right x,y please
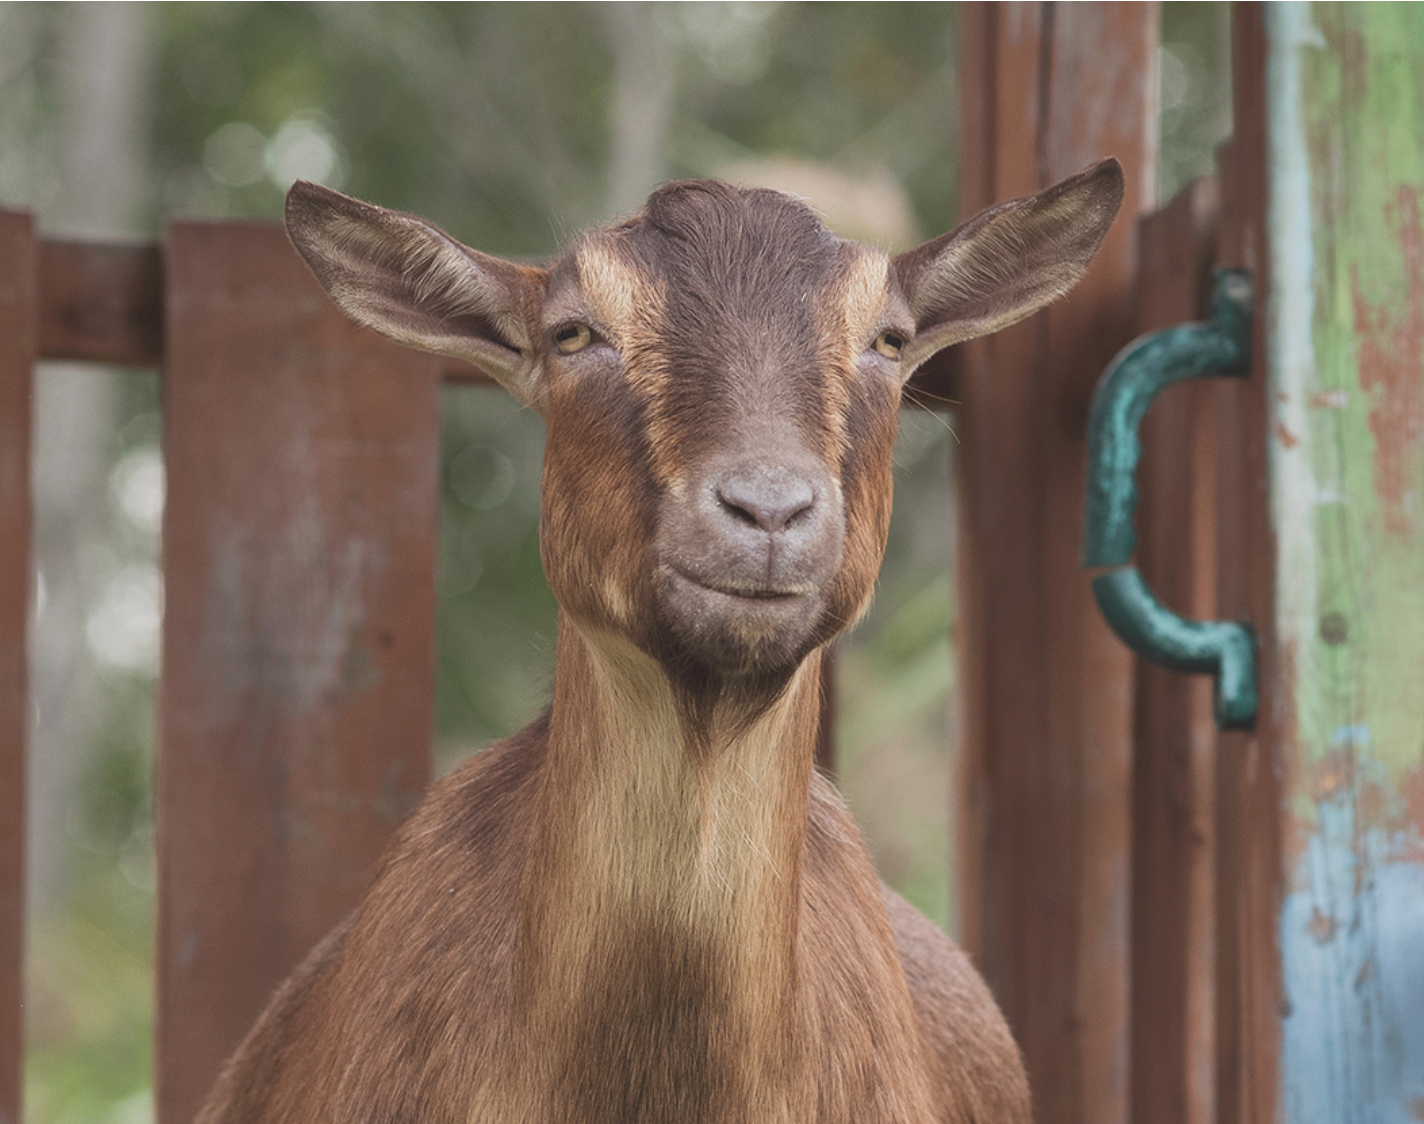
285,181 -> 548,408
892,158 -> 1124,375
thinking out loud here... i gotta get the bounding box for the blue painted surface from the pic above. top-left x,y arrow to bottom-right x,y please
1281,803 -> 1424,1123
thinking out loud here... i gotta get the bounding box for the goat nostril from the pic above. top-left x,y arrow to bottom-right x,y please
715,481 -> 816,534
719,494 -> 765,529
780,499 -> 814,529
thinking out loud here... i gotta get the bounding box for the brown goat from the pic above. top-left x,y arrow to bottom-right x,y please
196,160 -> 1123,1124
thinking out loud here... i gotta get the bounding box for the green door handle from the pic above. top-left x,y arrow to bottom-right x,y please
1082,267 -> 1257,730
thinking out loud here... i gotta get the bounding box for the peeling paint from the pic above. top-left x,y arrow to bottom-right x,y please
1282,846 -> 1424,1124
1267,2 -> 1322,789
1270,4 -> 1424,1120
1350,187 -> 1424,539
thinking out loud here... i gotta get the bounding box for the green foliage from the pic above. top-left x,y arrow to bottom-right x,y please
26,871 -> 153,1124
433,386 -> 556,766
24,373 -> 161,1124
1159,2 -> 1233,202
676,3 -> 961,232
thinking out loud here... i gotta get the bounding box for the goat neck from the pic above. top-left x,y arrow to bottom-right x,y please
511,617 -> 822,1113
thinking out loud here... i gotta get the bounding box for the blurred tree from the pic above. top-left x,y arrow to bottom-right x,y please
4,5 -> 162,1123
30,0 -> 155,921
603,2 -> 677,215
1159,1 -> 1233,201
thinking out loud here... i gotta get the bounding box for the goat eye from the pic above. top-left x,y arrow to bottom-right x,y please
553,322 -> 593,355
872,330 -> 905,360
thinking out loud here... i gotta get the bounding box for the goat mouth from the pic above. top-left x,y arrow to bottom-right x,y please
656,564 -> 826,673
667,568 -> 814,602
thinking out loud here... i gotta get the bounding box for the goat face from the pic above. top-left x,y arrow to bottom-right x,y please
536,183 -> 902,685
285,162 -> 1123,693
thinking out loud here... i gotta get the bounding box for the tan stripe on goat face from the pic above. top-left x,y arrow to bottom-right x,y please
535,183 -> 908,683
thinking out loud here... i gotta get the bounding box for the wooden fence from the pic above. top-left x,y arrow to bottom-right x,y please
5,5 -> 1423,1124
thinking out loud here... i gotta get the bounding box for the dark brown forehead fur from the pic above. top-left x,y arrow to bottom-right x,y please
547,180 -> 877,361
595,183 -> 867,469
634,180 -> 842,308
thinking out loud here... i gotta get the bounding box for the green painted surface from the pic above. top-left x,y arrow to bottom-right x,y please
1277,0 -> 1424,828
1268,4 -> 1424,1120
1310,0 -> 1423,774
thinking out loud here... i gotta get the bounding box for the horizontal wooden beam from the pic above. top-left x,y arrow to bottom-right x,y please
39,238 -> 163,365
26,228 -> 960,405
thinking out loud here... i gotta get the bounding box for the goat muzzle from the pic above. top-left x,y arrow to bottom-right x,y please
655,453 -> 846,675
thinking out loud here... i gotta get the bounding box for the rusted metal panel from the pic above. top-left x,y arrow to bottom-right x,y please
1261,5 -> 1424,1121
955,6 -> 1158,1124
156,221 -> 439,1124
0,212 -> 35,1124
1131,177 -> 1222,1124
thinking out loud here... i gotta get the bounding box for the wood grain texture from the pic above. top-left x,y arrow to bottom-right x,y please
1212,8 -> 1283,1124
38,239 -> 163,365
0,212 -> 35,1124
156,221 -> 440,1124
1262,5 -> 1424,1121
1130,177 -> 1221,1124
955,6 -> 1157,1124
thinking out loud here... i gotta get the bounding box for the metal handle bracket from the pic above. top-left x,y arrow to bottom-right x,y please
1082,268 -> 1257,730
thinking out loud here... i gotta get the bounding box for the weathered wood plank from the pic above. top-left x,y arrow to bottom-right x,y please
1130,177 -> 1221,1124
37,239 -> 163,366
1212,8 -> 1283,1124
1259,5 -> 1424,1121
0,212 -> 36,1124
955,6 -> 1157,1124
156,221 -> 440,1124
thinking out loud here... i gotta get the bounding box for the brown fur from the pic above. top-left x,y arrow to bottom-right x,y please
199,162 -> 1123,1123
199,650 -> 1028,1124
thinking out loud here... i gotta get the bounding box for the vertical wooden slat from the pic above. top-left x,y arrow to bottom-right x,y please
955,6 -> 1158,1124
1233,5 -> 1424,1122
1213,8 -> 1282,1124
157,222 -> 439,1124
951,0 -> 995,965
0,212 -> 36,1124
1130,178 -> 1222,1124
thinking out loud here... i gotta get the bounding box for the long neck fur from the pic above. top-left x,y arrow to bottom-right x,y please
511,612 -> 823,1121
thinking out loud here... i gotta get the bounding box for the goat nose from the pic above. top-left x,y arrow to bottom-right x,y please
715,467 -> 817,534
